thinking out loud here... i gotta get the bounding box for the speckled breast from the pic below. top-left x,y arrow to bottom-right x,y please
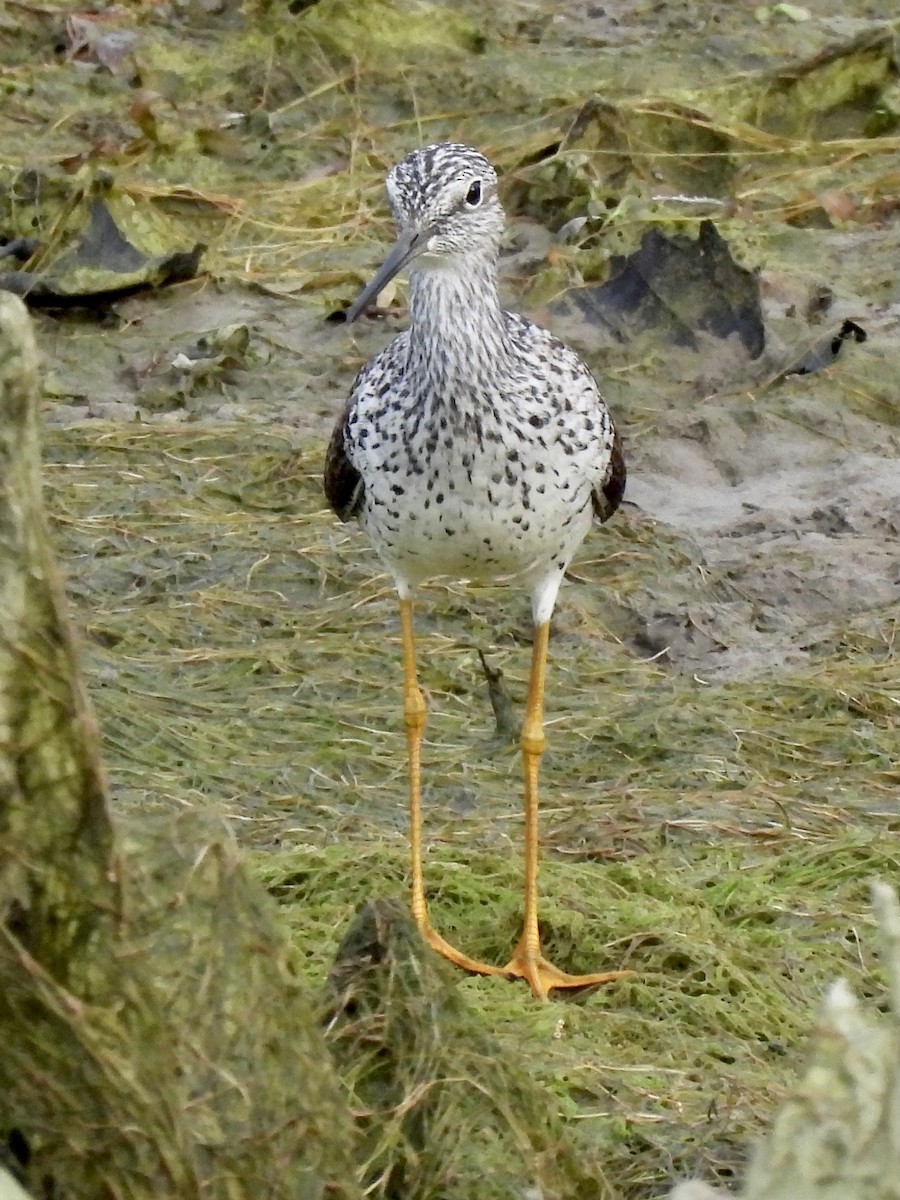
347,391 -> 599,586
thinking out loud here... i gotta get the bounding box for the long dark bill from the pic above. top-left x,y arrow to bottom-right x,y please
343,226 -> 428,323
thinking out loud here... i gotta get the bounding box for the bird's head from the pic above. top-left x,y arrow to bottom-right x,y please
344,143 -> 504,322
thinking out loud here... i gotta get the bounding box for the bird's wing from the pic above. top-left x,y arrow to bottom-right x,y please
324,398 -> 364,521
504,312 -> 625,524
592,426 -> 625,524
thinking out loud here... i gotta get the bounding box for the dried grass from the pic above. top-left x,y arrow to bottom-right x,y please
41,421 -> 900,1193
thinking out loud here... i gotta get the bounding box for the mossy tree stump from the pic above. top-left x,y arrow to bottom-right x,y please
0,293 -> 361,1200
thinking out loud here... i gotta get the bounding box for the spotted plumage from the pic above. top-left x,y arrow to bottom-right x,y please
323,143 -> 630,999
324,142 -> 624,625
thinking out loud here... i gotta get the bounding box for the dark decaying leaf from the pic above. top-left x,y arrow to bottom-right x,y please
554,219 -> 765,358
784,319 -> 868,376
0,238 -> 39,262
0,198 -> 203,309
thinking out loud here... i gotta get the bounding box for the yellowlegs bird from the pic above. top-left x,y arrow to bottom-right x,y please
324,143 -> 628,1000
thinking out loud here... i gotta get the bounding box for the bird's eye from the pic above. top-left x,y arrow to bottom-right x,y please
464,180 -> 483,208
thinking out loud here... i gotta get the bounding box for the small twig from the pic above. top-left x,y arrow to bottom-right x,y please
476,649 -> 520,743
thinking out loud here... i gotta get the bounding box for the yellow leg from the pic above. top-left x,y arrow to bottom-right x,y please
398,597 -> 506,979
502,619 -> 633,1000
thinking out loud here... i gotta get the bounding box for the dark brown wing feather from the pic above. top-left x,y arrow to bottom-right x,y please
323,402 -> 364,521
592,427 -> 625,523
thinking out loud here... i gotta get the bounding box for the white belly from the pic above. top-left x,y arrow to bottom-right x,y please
358,446 -> 595,588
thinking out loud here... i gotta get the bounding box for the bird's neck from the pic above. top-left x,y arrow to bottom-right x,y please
405,254 -> 511,397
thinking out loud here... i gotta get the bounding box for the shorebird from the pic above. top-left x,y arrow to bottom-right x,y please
324,143 -> 629,999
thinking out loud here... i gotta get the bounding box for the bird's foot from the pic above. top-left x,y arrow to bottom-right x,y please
502,948 -> 633,1002
421,924 -> 508,978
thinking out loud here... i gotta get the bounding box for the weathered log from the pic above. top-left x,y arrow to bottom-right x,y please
0,293 -> 361,1200
671,882 -> 900,1200
326,897 -> 616,1200
0,293 -> 117,979
741,882 -> 900,1200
